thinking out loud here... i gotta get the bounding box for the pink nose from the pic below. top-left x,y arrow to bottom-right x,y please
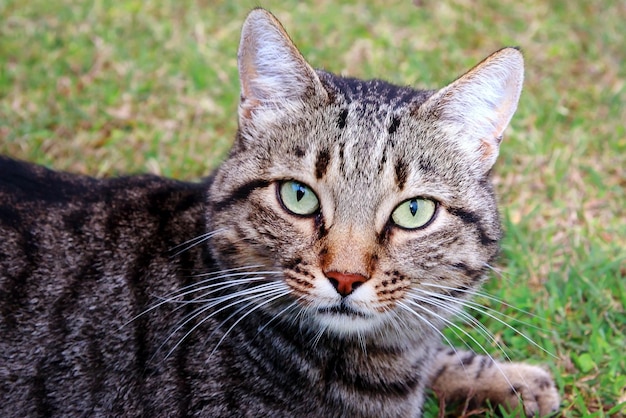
325,271 -> 368,297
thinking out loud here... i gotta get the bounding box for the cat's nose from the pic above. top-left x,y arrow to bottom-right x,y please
325,271 -> 368,297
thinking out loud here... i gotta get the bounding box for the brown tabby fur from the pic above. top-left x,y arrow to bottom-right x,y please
0,8 -> 559,417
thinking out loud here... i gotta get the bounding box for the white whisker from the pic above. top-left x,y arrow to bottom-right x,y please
192,264 -> 268,278
256,297 -> 304,334
402,298 -> 516,390
123,269 -> 282,328
415,286 -> 556,358
407,290 -> 514,363
169,276 -> 274,305
208,289 -> 292,360
169,229 -> 227,257
164,282 -> 289,359
421,282 -> 553,325
198,292 -> 295,354
396,301 -> 463,356
310,326 -> 327,349
484,263 -> 505,276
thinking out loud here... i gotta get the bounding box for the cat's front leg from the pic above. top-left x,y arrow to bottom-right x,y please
429,348 -> 560,417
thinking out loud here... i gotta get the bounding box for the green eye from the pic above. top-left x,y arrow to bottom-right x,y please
391,198 -> 436,229
278,181 -> 320,216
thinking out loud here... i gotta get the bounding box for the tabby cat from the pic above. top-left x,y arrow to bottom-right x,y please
0,8 -> 559,417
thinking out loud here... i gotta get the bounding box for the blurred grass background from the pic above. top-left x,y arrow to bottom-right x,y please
0,0 -> 624,416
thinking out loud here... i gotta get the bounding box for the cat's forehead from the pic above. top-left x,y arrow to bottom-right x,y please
261,74 -> 456,194
234,71 -> 472,218
314,72 -> 442,167
318,71 -> 434,116
266,82 -> 448,222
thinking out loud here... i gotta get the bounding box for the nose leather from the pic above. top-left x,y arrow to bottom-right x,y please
325,271 -> 368,297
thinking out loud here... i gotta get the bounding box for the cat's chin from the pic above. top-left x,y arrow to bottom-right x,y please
312,304 -> 388,336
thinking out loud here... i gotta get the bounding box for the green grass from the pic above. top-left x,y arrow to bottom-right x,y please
1,0 -> 624,416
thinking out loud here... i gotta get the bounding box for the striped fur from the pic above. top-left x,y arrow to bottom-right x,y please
0,8 -> 559,417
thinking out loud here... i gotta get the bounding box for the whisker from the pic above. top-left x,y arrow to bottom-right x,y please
407,291 -> 514,363
310,323 -> 329,349
398,299 -> 514,389
291,304 -> 321,342
484,262 -> 505,276
156,281 -> 285,348
357,330 -> 366,355
168,276 -> 274,306
387,307 -> 415,342
173,269 -> 281,298
192,265 -> 269,278
123,270 -> 281,328
402,298 -> 516,390
395,301 -> 466,363
404,298 -> 486,352
199,295 -> 291,355
416,286 -> 557,358
163,277 -> 282,327
421,282 -> 554,325
147,266 -> 272,304
163,283 -> 288,359
169,229 -> 227,257
207,289 -> 292,360
256,297 -> 304,334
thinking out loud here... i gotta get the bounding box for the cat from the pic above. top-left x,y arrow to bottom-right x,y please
0,8 -> 560,418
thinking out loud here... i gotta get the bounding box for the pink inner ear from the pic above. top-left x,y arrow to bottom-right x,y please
479,138 -> 498,162
415,48 -> 523,172
237,9 -> 328,122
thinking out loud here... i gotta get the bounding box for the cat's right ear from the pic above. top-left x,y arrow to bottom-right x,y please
237,9 -> 328,125
417,48 -> 524,173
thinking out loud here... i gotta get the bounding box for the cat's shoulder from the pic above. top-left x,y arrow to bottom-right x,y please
0,155 -> 209,203
0,155 -> 210,236
0,155 -> 98,203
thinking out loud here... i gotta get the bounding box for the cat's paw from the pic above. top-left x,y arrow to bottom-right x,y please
492,362 -> 560,417
430,350 -> 560,417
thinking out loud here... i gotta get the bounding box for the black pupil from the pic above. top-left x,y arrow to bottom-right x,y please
409,199 -> 418,216
295,184 -> 305,201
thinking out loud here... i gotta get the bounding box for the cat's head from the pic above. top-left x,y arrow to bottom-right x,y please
207,9 -> 523,340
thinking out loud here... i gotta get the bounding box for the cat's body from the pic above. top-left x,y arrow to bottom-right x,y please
0,9 -> 559,417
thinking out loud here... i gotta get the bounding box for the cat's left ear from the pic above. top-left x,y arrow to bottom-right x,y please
418,48 -> 524,172
237,9 -> 328,125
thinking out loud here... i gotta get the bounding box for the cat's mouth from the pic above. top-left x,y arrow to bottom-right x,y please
317,304 -> 370,318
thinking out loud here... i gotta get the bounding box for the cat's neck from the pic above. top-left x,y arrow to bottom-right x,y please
215,310 -> 433,414
237,305 -> 434,372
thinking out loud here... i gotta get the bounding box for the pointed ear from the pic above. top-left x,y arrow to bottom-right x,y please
419,48 -> 524,172
237,9 -> 328,123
